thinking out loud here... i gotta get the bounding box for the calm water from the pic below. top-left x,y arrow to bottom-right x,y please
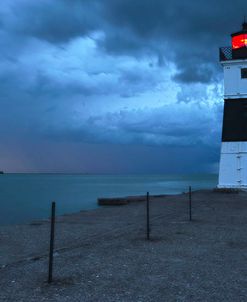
0,174 -> 217,225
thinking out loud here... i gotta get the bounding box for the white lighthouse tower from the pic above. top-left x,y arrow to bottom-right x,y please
218,22 -> 247,188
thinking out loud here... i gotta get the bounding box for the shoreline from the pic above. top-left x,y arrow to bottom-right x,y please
0,193 -> 176,227
0,173 -> 217,225
1,189 -> 247,301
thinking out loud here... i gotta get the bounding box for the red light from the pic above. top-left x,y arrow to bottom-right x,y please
232,34 -> 247,49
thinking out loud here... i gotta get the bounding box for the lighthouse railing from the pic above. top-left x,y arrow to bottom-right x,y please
219,47 -> 233,61
220,46 -> 247,61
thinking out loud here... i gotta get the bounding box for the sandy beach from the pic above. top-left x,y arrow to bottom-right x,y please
1,189 -> 247,301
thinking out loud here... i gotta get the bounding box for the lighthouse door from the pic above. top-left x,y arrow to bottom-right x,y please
236,154 -> 242,186
239,152 -> 247,186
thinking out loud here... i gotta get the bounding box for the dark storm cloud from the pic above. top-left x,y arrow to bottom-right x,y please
43,100 -> 223,150
96,0 -> 246,83
3,0 -> 246,83
0,0 -> 245,172
2,0 -> 100,43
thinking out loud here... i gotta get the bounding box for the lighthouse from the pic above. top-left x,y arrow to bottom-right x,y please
218,22 -> 247,188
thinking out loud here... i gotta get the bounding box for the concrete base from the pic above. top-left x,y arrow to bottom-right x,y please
217,185 -> 247,189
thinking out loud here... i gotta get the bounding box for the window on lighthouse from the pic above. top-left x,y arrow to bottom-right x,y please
232,34 -> 247,49
241,68 -> 247,78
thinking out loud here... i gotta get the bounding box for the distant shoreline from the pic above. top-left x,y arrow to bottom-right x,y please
0,172 -> 218,176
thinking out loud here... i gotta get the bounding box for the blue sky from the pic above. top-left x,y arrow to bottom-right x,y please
0,0 -> 246,173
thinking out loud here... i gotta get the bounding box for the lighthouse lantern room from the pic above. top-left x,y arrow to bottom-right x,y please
218,22 -> 247,188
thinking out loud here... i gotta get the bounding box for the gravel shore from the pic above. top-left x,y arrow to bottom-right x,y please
1,189 -> 247,301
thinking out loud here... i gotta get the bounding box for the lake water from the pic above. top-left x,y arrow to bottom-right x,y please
0,174 -> 218,225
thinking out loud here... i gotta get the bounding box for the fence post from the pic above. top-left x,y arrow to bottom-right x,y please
48,201 -> 56,283
189,186 -> 192,221
146,192 -> 150,240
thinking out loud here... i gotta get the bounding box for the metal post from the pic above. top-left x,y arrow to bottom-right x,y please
146,192 -> 150,240
48,201 -> 56,283
189,186 -> 192,221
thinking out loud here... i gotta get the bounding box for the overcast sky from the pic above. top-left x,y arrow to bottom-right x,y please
0,0 -> 246,173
